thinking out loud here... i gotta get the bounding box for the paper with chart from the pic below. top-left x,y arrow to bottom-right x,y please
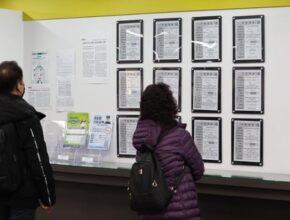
32,51 -> 49,84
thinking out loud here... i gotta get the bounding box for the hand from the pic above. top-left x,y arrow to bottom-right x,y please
40,204 -> 54,214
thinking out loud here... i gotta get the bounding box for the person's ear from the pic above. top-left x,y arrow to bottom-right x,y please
15,80 -> 24,96
15,81 -> 22,93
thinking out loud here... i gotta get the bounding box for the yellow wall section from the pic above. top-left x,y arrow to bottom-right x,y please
1,0 -> 290,20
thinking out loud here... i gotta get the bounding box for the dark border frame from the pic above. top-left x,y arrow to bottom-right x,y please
231,118 -> 263,166
192,16 -> 222,62
116,20 -> 143,64
233,15 -> 265,63
192,67 -> 221,113
232,66 -> 264,114
153,67 -> 182,112
192,117 -> 222,163
117,68 -> 143,111
153,18 -> 182,63
116,115 -> 139,158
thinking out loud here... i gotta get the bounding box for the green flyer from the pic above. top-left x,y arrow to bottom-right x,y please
64,112 -> 89,147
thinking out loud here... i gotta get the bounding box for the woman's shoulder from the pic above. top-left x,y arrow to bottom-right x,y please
174,124 -> 192,141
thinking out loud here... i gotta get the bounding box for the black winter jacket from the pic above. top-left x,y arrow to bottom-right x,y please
0,94 -> 56,208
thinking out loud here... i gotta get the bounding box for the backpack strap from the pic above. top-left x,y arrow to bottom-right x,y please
170,166 -> 186,193
158,126 -> 186,193
143,126 -> 186,191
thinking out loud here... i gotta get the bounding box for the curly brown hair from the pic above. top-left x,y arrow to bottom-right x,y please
140,83 -> 178,128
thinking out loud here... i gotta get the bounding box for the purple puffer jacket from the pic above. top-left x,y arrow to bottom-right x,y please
133,119 -> 204,220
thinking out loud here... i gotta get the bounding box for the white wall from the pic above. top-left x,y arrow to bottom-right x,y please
23,7 -> 290,174
0,9 -> 23,65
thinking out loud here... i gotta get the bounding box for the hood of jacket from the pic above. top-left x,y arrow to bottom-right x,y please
133,120 -> 162,151
133,119 -> 186,151
0,94 -> 45,124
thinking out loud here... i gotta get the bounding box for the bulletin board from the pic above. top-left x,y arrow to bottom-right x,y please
22,7 -> 290,174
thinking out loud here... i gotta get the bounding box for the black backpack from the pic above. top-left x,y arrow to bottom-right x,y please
0,122 -> 23,194
128,128 -> 185,212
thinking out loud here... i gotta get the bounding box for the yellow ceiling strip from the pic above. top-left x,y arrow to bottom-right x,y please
0,0 -> 290,20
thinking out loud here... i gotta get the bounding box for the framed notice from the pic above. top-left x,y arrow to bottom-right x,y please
233,67 -> 264,114
153,67 -> 182,111
117,20 -> 143,63
192,16 -> 222,62
117,68 -> 143,111
233,15 -> 265,63
192,117 -> 222,163
153,18 -> 182,63
232,118 -> 263,166
117,115 -> 139,157
192,67 -> 221,113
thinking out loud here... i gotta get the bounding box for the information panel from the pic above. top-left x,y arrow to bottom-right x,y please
153,18 -> 182,63
117,115 -> 139,157
233,67 -> 264,114
192,16 -> 222,62
232,118 -> 263,166
117,20 -> 143,63
192,117 -> 222,163
192,67 -> 221,113
233,15 -> 265,63
117,68 -> 143,111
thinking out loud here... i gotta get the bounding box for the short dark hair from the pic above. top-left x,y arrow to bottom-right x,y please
0,61 -> 23,93
140,83 -> 178,128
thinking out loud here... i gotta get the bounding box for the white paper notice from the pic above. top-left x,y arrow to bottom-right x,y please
118,22 -> 142,61
118,70 -> 142,109
155,20 -> 180,60
27,84 -> 51,110
82,37 -> 108,83
193,70 -> 219,111
56,49 -> 75,78
235,18 -> 263,60
234,120 -> 262,163
193,19 -> 220,60
56,78 -> 74,112
194,120 -> 220,161
32,51 -> 49,84
235,69 -> 262,112
118,117 -> 138,156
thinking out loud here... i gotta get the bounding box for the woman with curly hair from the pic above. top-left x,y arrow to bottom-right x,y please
133,83 -> 204,220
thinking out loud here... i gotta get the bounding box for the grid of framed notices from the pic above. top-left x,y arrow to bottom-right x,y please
233,15 -> 265,63
233,67 -> 264,114
153,67 -> 182,111
192,67 -> 221,113
113,15 -> 266,164
192,117 -> 222,163
117,68 -> 143,111
117,20 -> 143,63
116,115 -> 139,157
153,18 -> 182,63
231,118 -> 263,166
192,16 -> 222,62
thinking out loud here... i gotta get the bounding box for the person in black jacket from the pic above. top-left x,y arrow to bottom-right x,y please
0,61 -> 56,220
